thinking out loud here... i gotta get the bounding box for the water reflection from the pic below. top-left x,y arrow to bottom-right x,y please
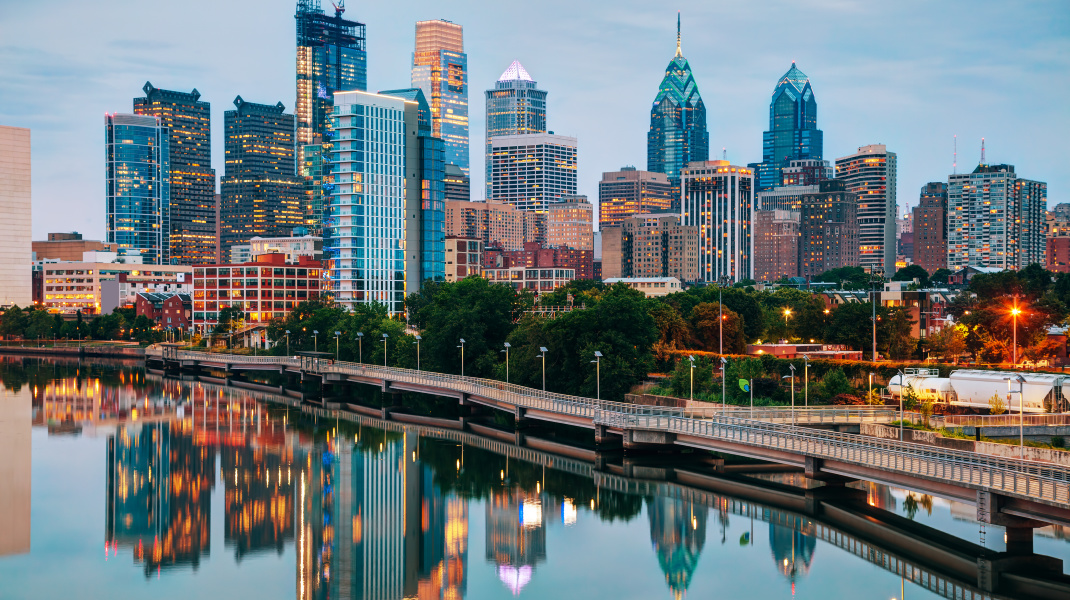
0,383 -> 31,557
647,495 -> 707,598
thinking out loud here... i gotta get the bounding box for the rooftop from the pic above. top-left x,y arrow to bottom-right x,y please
498,60 -> 533,82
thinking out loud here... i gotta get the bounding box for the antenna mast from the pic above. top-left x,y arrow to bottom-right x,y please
722,147 -> 727,160
981,137 -> 985,165
953,135 -> 957,174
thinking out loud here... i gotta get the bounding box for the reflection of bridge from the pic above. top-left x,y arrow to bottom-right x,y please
149,350 -> 1070,528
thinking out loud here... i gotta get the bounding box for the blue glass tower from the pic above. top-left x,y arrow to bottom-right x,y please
105,113 -> 170,264
752,62 -> 823,192
647,14 -> 709,196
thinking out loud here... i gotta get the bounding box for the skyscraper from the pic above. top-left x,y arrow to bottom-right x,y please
411,20 -> 469,175
220,97 -> 304,254
0,125 -> 32,307
487,133 -> 577,214
485,60 -> 547,197
647,15 -> 709,195
681,160 -> 754,283
105,114 -> 170,265
835,144 -> 897,274
947,163 -> 1046,271
798,180 -> 860,281
912,182 -> 948,274
443,163 -> 470,202
751,63 -> 824,192
134,82 -> 216,265
598,167 -> 674,229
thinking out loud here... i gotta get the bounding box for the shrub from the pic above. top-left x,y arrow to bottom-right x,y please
988,393 -> 1007,415
830,393 -> 864,405
820,368 -> 854,399
1052,436 -> 1065,448
903,385 -> 919,411
920,400 -> 935,424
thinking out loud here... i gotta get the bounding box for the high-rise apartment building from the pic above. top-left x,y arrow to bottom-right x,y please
798,180 -> 859,281
647,16 -> 708,192
600,214 -> 699,281
134,82 -> 217,265
0,125 -> 32,307
750,63 -> 823,192
485,61 -> 548,197
753,209 -> 799,283
444,163 -> 470,202
546,196 -> 594,251
681,160 -> 754,283
780,159 -> 832,187
443,199 -> 542,251
487,133 -> 577,213
411,19 -> 468,175
326,91 -> 420,313
835,144 -> 897,274
598,167 -> 674,229
106,114 -> 170,265
947,164 -> 1046,271
220,97 -> 304,254
912,182 -> 948,274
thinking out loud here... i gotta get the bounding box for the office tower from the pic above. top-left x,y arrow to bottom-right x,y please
647,15 -> 709,194
912,183 -> 949,274
798,180 -> 860,281
600,214 -> 699,281
487,133 -> 577,214
750,63 -> 823,192
220,97 -> 304,254
681,160 -> 754,283
443,199 -> 542,251
133,83 -> 217,265
327,91 -> 421,313
598,167 -> 674,229
412,19 -> 469,175
753,209 -> 799,282
546,196 -> 594,251
0,125 -> 32,307
835,144 -> 897,274
443,163 -> 470,202
781,159 -> 832,186
485,60 -> 547,195
947,164 -> 1046,271
380,87 -> 446,286
300,143 -> 326,233
756,184 -> 818,212
106,114 -> 170,265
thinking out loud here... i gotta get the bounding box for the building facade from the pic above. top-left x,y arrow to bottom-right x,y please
443,163 -> 470,202
33,233 -> 116,262
835,144 -> 897,274
106,114 -> 170,265
947,164 -> 1046,271
753,209 -> 799,283
0,125 -> 31,307
912,182 -> 947,274
411,19 -> 468,175
485,60 -> 547,195
248,235 -> 323,262
135,292 -> 192,329
220,97 -> 304,254
484,242 -> 594,280
483,266 -> 575,293
192,254 -> 322,329
38,261 -> 191,314
780,159 -> 832,187
798,180 -> 860,280
487,134 -> 577,213
444,199 -> 542,251
602,277 -> 682,298
445,236 -> 482,282
546,196 -> 594,251
681,161 -> 754,283
598,167 -> 674,228
1047,238 -> 1070,274
756,184 -> 818,212
750,64 -> 823,192
600,214 -> 699,281
134,82 -> 217,265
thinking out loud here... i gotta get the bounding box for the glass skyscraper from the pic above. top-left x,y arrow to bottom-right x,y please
485,60 -> 547,199
647,15 -> 708,197
751,63 -> 824,192
105,114 -> 170,265
133,82 -> 216,264
411,20 -> 469,176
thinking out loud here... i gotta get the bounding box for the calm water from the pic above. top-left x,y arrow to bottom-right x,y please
1,356 -> 1069,600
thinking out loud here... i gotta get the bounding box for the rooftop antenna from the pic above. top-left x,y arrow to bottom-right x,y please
675,12 -> 682,57
722,147 -> 727,160
953,135 -> 957,174
980,137 -> 985,165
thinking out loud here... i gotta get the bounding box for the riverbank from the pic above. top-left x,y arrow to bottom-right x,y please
0,344 -> 145,358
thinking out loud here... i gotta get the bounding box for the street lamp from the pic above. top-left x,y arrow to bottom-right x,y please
334,331 -> 341,361
313,330 -> 319,353
502,342 -> 511,382
1010,302 -> 1021,366
788,364 -> 796,425
1004,374 -> 1026,459
539,347 -> 548,391
592,351 -> 603,400
871,275 -> 880,362
381,333 -> 389,367
356,332 -> 363,363
688,355 -> 696,401
720,356 -> 728,415
414,335 -> 422,370
897,369 -> 906,441
869,372 -> 875,406
803,355 -> 811,408
457,338 -> 466,377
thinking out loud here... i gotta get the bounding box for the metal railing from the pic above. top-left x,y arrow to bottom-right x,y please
153,350 -> 1070,505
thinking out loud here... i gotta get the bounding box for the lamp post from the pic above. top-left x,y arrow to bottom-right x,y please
334,331 -> 341,361
592,351 -> 603,400
783,365 -> 796,426
539,347 -> 548,391
313,330 -> 319,353
1005,374 -> 1026,459
1010,301 -> 1021,366
869,372 -> 875,406
803,356 -> 811,408
502,342 -> 511,382
871,275 -> 879,362
381,333 -> 389,367
897,369 -> 906,441
688,355 -> 696,401
720,356 -> 728,415
718,276 -> 727,355
458,338 -> 466,377
356,332 -> 363,363
414,335 -> 422,370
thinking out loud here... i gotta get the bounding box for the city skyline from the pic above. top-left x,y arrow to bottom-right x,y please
2,0 -> 1067,240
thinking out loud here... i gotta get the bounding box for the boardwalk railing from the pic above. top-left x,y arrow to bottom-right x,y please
150,348 -> 1070,506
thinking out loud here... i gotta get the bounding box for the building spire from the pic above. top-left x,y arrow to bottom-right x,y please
676,12 -> 682,57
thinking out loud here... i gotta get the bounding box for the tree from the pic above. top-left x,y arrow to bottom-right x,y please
988,393 -> 1007,415
926,323 -> 967,361
0,306 -> 29,338
814,266 -> 873,290
826,302 -> 875,352
819,368 -> 853,400
689,302 -> 744,353
880,306 -> 917,360
929,268 -> 952,286
892,265 -> 929,286
668,356 -> 715,398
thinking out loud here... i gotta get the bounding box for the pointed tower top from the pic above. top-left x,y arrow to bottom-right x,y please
675,12 -> 682,57
498,60 -> 533,82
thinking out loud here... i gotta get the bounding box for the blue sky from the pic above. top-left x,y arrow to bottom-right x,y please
2,0 -> 1068,239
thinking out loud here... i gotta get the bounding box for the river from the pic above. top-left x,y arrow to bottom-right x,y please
1,355 -> 1068,599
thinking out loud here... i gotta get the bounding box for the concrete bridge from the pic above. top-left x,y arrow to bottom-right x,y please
147,349 -> 1070,536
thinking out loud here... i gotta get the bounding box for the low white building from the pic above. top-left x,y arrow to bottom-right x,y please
603,277 -> 682,297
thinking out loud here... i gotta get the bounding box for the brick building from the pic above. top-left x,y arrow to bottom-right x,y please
600,214 -> 699,282
912,182 -> 948,274
192,253 -> 322,330
753,209 -> 799,283
445,236 -> 483,282
799,180 -> 860,280
136,292 -> 192,329
1047,237 -> 1070,274
484,242 -> 593,280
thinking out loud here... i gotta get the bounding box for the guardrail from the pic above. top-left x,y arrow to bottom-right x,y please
942,414 -> 1070,428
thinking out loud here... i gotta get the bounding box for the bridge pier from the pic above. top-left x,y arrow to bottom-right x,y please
622,429 -> 676,454
514,407 -> 532,430
975,490 -> 1064,592
804,456 -> 857,486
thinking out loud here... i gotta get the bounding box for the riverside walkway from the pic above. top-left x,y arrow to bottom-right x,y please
148,348 -> 1070,526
